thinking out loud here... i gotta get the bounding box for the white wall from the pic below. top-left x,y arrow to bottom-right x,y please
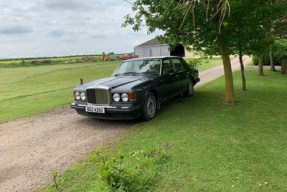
135,45 -> 170,57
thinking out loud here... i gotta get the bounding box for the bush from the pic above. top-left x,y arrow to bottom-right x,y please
187,58 -> 204,68
253,39 -> 287,66
252,54 -> 285,66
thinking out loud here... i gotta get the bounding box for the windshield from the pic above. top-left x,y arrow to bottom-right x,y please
113,59 -> 161,76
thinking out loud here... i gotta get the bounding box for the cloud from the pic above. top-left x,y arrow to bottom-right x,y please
0,25 -> 33,35
0,0 -> 160,58
44,0 -> 92,11
48,29 -> 66,38
90,34 -> 105,39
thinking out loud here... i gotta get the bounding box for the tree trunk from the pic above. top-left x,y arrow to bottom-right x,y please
270,47 -> 276,71
239,52 -> 247,91
215,0 -> 235,104
219,34 -> 235,104
258,56 -> 264,76
281,59 -> 287,75
238,40 -> 247,91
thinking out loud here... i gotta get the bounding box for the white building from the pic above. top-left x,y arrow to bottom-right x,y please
134,38 -> 185,57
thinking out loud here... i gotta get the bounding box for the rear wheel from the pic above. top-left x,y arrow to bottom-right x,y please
184,80 -> 194,97
142,92 -> 157,121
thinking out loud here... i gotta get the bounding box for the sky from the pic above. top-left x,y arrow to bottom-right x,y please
0,0 -> 159,59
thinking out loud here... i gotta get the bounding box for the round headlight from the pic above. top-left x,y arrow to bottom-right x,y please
113,93 -> 120,102
121,93 -> 129,102
75,92 -> 81,100
80,92 -> 86,100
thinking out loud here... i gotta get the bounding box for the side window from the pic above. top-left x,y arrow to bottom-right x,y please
162,59 -> 174,75
171,58 -> 186,72
149,60 -> 161,73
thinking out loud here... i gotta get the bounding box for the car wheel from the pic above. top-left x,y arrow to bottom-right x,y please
142,92 -> 157,121
184,80 -> 194,97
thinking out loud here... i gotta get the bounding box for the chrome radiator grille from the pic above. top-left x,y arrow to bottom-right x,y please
86,88 -> 110,105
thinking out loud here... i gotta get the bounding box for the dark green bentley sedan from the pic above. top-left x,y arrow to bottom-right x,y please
71,56 -> 200,120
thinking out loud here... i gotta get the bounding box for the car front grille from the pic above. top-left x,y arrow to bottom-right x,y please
86,88 -> 110,105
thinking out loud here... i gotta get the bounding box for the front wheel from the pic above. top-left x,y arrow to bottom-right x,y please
184,80 -> 194,97
142,92 -> 157,121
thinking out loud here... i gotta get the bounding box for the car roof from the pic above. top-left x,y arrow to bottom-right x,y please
125,56 -> 182,61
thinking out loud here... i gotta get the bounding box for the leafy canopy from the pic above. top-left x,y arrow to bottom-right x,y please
124,0 -> 287,56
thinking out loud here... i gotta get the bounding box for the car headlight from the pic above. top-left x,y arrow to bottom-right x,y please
121,93 -> 129,102
75,92 -> 81,100
113,93 -> 120,102
80,92 -> 86,100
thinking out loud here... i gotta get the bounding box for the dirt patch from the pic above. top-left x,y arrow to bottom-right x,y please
0,107 -> 133,192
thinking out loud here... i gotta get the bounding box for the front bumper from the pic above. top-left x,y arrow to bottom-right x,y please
70,102 -> 142,120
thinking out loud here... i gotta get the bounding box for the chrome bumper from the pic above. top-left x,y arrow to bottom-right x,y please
70,102 -> 141,112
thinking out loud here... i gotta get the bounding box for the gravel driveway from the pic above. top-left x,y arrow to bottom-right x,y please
0,56 -> 251,192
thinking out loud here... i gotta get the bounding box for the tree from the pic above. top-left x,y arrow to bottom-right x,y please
249,0 -> 287,75
225,0 -> 280,87
123,0 -> 287,102
269,15 -> 287,71
124,0 -> 236,104
227,0 -> 285,77
224,0 -> 256,90
274,38 -> 287,74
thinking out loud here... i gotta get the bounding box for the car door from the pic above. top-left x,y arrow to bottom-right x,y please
171,58 -> 188,93
157,58 -> 177,100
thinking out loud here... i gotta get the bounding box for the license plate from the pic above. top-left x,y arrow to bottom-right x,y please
85,106 -> 105,114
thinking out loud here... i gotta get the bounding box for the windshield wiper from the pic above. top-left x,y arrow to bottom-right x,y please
115,72 -> 139,76
141,71 -> 159,75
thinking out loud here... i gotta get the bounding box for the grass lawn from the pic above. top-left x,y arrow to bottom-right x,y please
43,69 -> 287,192
185,57 -> 223,71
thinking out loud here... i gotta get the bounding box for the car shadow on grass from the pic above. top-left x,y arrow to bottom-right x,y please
73,90 -> 217,126
156,90 -> 222,116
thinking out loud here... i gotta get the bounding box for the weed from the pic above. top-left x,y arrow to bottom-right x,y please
51,170 -> 60,192
93,149 -> 167,192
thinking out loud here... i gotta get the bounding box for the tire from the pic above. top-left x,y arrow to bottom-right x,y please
142,92 -> 157,121
184,79 -> 194,97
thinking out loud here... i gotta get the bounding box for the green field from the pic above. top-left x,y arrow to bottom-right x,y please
0,55 -> 103,68
0,58 -> 221,124
0,61 -> 118,123
42,69 -> 287,192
